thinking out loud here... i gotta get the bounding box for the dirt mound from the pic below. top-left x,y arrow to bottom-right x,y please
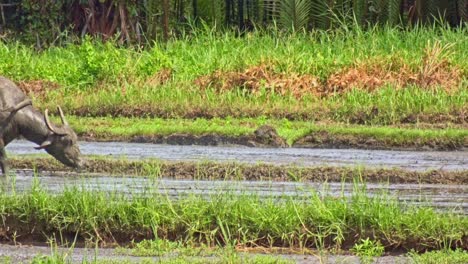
16,80 -> 60,98
253,125 -> 287,147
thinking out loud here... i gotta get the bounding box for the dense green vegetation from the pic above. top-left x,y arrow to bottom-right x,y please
3,26 -> 467,85
1,26 -> 467,126
3,0 -> 468,46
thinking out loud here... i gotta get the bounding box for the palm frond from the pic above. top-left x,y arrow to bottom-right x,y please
353,0 -> 368,25
457,0 -> 468,23
265,0 -> 313,31
421,0 -> 438,23
388,0 -> 402,25
310,0 -> 332,29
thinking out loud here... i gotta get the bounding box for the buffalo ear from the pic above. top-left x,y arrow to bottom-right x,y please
35,139 -> 52,150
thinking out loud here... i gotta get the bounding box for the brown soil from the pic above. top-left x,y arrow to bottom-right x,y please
10,158 -> 468,185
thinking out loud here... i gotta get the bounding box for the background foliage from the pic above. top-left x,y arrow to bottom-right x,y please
0,0 -> 467,46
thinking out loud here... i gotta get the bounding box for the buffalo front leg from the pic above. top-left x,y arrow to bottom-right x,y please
0,147 -> 7,175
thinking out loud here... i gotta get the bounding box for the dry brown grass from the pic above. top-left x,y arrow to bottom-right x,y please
195,41 -> 463,98
195,64 -> 322,97
145,68 -> 173,86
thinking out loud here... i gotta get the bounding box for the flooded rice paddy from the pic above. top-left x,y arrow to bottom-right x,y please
7,140 -> 468,171
2,140 -> 467,262
2,170 -> 467,214
4,140 -> 468,213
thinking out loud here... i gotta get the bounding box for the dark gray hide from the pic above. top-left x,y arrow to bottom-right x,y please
0,76 -> 82,174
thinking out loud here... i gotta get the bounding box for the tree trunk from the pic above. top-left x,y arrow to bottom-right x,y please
238,0 -> 244,30
192,0 -> 198,21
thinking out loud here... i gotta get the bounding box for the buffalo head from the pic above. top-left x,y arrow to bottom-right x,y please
35,106 -> 83,169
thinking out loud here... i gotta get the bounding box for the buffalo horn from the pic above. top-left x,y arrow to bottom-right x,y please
34,139 -> 52,150
57,106 -> 69,126
44,109 -> 67,136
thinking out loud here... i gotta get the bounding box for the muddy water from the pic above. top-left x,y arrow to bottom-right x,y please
3,170 -> 467,213
7,140 -> 468,171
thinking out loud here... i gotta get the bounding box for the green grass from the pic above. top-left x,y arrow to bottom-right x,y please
41,84 -> 468,125
60,115 -> 467,148
0,178 -> 466,252
0,26 -> 466,124
409,249 -> 468,264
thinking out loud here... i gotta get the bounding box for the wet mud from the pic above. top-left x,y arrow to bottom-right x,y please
0,243 -> 406,264
293,130 -> 467,151
9,158 -> 468,185
71,103 -> 468,126
7,140 -> 468,171
79,128 -> 468,151
7,139 -> 468,184
83,125 -> 288,148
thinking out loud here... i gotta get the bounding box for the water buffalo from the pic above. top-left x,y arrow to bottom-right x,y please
0,76 -> 83,174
